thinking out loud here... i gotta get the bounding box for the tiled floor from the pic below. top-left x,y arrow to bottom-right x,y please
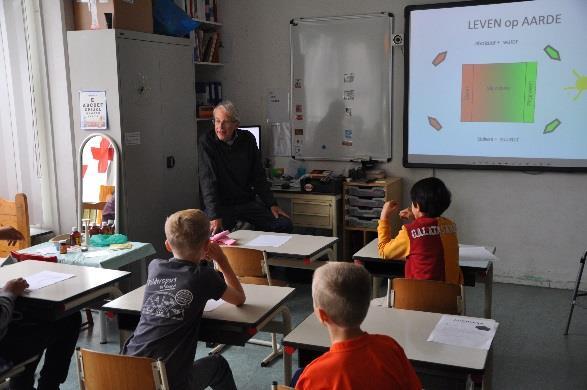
27,280 -> 587,389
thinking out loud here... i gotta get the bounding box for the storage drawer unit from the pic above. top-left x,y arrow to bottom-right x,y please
342,178 -> 402,259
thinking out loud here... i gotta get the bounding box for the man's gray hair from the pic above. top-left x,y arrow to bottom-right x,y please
214,100 -> 240,123
312,262 -> 372,328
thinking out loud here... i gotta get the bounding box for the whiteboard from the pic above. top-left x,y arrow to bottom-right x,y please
290,13 -> 393,161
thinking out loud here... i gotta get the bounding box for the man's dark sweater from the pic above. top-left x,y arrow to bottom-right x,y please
198,129 -> 276,220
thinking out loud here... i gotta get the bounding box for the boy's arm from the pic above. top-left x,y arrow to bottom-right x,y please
0,278 -> 28,341
377,220 -> 410,260
206,243 -> 246,306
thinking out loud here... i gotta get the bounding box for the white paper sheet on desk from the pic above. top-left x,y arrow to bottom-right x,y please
204,299 -> 225,312
427,315 -> 498,350
459,246 -> 498,262
23,271 -> 75,291
246,235 -> 291,247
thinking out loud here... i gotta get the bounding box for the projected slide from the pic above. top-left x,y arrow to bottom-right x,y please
405,0 -> 587,170
461,62 -> 537,123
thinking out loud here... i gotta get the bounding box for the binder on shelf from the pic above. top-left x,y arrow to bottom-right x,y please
207,32 -> 219,62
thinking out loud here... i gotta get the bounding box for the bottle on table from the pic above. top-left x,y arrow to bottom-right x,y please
59,240 -> 68,254
70,227 -> 81,246
107,219 -> 115,234
101,221 -> 111,235
89,223 -> 101,237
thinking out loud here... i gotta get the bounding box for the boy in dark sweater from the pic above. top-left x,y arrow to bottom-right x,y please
123,209 -> 245,390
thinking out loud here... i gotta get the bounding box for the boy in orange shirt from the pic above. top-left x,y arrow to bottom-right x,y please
295,262 -> 421,390
378,177 -> 463,284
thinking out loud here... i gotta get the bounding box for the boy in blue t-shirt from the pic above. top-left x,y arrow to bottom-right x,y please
123,209 -> 246,390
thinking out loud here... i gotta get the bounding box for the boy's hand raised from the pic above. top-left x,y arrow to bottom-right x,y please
380,200 -> 399,221
205,242 -> 228,267
399,207 -> 415,221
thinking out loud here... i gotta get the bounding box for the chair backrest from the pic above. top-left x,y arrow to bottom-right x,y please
392,278 -> 462,315
76,348 -> 169,390
220,246 -> 288,286
82,201 -> 107,225
0,193 -> 30,257
221,246 -> 267,279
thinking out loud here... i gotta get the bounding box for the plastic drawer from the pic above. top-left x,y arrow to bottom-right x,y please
347,186 -> 385,198
347,195 -> 385,208
345,216 -> 378,229
347,206 -> 382,218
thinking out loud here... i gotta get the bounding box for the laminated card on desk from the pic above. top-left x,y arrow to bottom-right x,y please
22,271 -> 75,291
459,246 -> 498,262
246,235 -> 292,248
427,315 -> 498,350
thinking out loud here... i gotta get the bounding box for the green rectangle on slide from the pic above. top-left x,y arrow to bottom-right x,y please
461,62 -> 537,123
523,62 -> 537,123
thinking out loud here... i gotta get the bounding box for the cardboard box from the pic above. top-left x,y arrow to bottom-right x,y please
73,0 -> 153,34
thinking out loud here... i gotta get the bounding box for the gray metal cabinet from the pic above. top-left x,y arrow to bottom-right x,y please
68,30 -> 198,256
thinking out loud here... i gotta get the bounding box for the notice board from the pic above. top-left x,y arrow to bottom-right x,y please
290,13 -> 393,161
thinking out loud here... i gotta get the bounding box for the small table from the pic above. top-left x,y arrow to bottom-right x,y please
0,260 -> 129,321
353,239 -> 495,318
19,241 -> 155,270
18,241 -> 156,342
228,230 -> 338,270
283,307 -> 496,389
104,284 -> 295,383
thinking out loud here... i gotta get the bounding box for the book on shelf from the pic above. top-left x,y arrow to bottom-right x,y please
195,81 -> 223,107
172,0 -> 218,21
207,32 -> 219,62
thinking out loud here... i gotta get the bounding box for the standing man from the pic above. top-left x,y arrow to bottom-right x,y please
198,101 -> 293,235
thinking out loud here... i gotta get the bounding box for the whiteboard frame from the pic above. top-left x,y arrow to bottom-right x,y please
290,13 -> 394,161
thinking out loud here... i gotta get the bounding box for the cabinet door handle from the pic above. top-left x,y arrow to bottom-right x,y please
166,156 -> 176,168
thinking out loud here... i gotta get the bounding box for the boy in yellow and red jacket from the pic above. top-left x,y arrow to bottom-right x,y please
378,177 -> 462,284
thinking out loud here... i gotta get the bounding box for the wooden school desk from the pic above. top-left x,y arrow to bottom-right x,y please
103,284 -> 295,383
228,230 -> 339,270
0,260 -> 129,321
353,239 -> 495,318
19,241 -> 156,342
283,306 -> 496,389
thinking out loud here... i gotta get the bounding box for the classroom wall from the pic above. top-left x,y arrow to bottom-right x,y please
219,0 -> 587,289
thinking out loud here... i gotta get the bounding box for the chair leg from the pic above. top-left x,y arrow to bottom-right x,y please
80,309 -> 94,330
208,344 -> 228,355
564,251 -> 587,335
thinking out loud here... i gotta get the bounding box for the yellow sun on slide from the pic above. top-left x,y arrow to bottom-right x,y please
564,69 -> 587,101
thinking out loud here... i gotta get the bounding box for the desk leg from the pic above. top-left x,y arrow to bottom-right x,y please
386,278 -> 393,308
484,262 -> 493,319
482,348 -> 493,390
98,286 -> 123,344
279,308 -> 293,385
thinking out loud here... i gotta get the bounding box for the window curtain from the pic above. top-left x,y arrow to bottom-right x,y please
0,0 -> 59,229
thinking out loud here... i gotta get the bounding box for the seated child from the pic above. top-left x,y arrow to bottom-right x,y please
0,280 -> 82,390
295,262 -> 421,390
0,226 -> 81,390
123,209 -> 245,390
378,177 -> 462,284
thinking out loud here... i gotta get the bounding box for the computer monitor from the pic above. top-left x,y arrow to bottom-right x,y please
238,125 -> 261,150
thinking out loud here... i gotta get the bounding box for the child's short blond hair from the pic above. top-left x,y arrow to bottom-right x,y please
312,262 -> 372,328
164,209 -> 210,254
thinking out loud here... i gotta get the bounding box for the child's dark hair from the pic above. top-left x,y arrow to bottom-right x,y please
410,177 -> 451,218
